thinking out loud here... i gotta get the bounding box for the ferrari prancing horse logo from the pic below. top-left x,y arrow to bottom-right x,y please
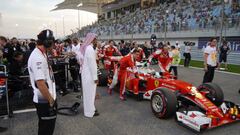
154,80 -> 159,87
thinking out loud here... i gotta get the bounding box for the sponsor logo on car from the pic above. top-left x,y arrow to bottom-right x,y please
162,83 -> 176,89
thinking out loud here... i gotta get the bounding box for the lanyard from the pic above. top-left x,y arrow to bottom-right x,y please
37,47 -> 55,83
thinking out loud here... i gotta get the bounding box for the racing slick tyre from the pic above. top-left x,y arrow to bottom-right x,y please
151,88 -> 177,119
198,83 -> 224,106
98,69 -> 108,86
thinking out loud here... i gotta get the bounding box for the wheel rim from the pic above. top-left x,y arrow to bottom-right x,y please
152,95 -> 164,113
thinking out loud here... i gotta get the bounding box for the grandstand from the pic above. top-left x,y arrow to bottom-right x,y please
57,0 -> 240,65
74,0 -> 239,37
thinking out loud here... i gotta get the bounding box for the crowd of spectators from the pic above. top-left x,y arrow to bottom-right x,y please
0,36 -> 34,66
75,0 -> 240,37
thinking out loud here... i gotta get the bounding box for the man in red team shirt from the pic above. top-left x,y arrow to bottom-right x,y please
148,45 -> 172,74
109,49 -> 140,100
103,40 -> 122,69
130,42 -> 146,62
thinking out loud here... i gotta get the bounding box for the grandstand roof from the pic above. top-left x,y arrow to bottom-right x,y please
51,0 -> 116,14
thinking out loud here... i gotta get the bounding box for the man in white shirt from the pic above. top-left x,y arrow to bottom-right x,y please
183,44 -> 192,67
203,38 -> 218,83
28,30 -> 57,135
175,41 -> 181,50
71,38 -> 81,54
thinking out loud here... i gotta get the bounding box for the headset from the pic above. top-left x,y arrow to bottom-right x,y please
37,29 -> 55,48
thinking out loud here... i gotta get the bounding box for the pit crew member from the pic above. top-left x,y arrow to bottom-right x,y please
108,49 -> 140,100
130,43 -> 146,62
103,40 -> 122,69
148,45 -> 173,74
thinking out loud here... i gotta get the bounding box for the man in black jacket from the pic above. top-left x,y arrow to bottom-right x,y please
120,40 -> 130,56
8,52 -> 24,92
0,36 -> 8,133
3,37 -> 22,63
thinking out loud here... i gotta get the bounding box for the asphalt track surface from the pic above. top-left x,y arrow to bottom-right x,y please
1,66 -> 240,135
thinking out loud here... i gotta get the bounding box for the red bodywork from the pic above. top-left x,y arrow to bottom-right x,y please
123,67 -> 240,129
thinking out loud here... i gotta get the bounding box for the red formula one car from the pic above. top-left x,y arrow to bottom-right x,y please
113,62 -> 240,132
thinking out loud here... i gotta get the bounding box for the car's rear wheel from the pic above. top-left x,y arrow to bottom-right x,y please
151,88 -> 177,119
198,83 -> 224,106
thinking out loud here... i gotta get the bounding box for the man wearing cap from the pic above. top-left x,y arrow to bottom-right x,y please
28,29 -> 57,135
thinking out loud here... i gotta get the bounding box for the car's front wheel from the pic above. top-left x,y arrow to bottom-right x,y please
151,88 -> 177,119
198,83 -> 224,106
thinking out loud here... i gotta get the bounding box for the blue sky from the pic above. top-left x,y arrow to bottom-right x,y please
0,0 -> 97,39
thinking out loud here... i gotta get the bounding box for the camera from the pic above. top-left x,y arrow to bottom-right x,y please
184,41 -> 195,46
150,34 -> 157,46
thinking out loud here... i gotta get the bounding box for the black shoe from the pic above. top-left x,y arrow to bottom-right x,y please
95,110 -> 98,113
93,112 -> 100,117
0,127 -> 7,133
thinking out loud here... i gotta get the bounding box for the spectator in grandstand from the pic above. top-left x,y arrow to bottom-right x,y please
169,46 -> 181,79
183,44 -> 192,67
218,40 -> 230,70
203,37 -> 218,83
